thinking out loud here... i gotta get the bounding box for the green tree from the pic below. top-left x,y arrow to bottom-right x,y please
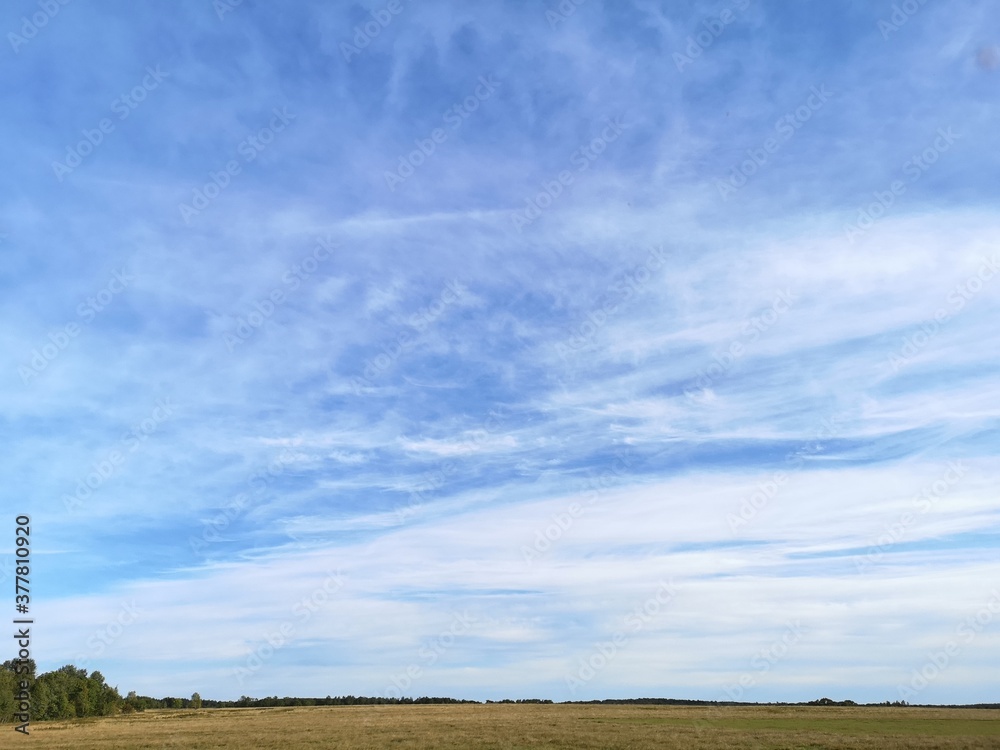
123,689 -> 145,713
43,671 -> 74,719
71,680 -> 89,717
0,668 -> 16,723
31,678 -> 51,721
191,692 -> 202,709
1,658 -> 35,679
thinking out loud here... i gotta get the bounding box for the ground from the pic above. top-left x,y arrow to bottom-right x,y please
2,704 -> 999,749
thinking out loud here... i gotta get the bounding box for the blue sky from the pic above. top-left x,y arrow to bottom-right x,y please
2,0 -> 999,704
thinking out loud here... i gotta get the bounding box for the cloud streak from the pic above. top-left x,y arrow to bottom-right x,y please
2,0 -> 998,705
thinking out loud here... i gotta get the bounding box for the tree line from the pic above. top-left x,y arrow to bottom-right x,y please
0,660 -> 490,723
9,660 -> 990,723
1,661 -> 122,722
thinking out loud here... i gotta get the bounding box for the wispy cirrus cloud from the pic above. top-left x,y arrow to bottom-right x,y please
2,0 -> 998,705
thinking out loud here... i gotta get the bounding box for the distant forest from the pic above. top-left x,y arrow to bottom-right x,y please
0,660 -> 507,722
2,661 -> 997,723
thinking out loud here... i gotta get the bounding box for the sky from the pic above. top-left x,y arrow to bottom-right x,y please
1,0 -> 999,705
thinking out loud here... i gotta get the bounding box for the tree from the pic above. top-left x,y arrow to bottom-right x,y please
0,668 -> 16,723
32,679 -> 51,721
1,658 -> 36,679
191,692 -> 202,709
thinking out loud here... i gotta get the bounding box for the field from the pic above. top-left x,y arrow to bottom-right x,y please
2,704 -> 999,749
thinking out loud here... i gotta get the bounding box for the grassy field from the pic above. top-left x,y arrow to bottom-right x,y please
2,704 -> 999,749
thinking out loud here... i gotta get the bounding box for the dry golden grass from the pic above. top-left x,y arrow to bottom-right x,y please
1,704 -> 998,749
